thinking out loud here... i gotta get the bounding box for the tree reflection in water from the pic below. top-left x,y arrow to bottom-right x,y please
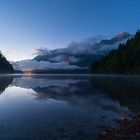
0,76 -> 13,94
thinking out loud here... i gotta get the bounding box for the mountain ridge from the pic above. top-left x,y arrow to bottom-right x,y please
91,31 -> 140,74
12,32 -> 132,73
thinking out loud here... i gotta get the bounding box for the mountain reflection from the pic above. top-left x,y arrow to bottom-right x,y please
91,75 -> 140,113
10,75 -> 140,109
0,76 -> 13,94
1,75 -> 140,139
11,75 -> 135,116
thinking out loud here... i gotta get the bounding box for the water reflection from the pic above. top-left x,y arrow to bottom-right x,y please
12,76 -> 129,114
11,75 -> 140,114
0,75 -> 139,139
91,76 -> 140,114
0,76 -> 13,94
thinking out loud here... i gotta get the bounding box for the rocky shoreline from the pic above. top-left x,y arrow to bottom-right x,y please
98,115 -> 140,140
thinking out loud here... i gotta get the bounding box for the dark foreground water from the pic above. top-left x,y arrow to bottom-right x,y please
0,74 -> 140,140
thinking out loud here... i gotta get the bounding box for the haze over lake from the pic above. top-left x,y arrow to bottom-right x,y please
0,75 -> 139,140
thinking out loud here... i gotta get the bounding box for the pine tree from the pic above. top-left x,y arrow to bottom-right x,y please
0,52 -> 14,73
91,31 -> 140,74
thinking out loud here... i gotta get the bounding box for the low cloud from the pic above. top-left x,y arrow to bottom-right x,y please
33,48 -> 50,56
12,60 -> 82,71
49,55 -> 79,63
33,36 -> 105,57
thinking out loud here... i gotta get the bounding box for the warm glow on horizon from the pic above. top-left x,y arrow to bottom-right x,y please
24,72 -> 32,75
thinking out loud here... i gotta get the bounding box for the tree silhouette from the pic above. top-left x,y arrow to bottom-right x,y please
91,31 -> 140,74
0,52 -> 14,73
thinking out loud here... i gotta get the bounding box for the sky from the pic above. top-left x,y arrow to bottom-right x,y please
0,0 -> 140,61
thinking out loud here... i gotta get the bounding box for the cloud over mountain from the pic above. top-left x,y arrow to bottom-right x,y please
12,32 -> 132,73
12,60 -> 82,71
33,48 -> 50,56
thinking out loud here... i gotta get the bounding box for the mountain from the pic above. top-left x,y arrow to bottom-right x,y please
12,32 -> 132,73
34,32 -> 131,61
99,32 -> 130,45
0,52 -> 14,73
91,31 -> 140,74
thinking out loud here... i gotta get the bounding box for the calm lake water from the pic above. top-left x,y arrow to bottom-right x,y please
0,74 -> 140,140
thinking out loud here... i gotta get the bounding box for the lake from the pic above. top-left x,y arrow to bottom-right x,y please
0,74 -> 140,140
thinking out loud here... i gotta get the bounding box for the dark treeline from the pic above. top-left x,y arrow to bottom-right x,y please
90,76 -> 140,114
0,52 -> 14,73
91,31 -> 140,74
0,76 -> 13,93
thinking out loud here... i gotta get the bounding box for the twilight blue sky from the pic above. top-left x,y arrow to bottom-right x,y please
0,0 -> 140,61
